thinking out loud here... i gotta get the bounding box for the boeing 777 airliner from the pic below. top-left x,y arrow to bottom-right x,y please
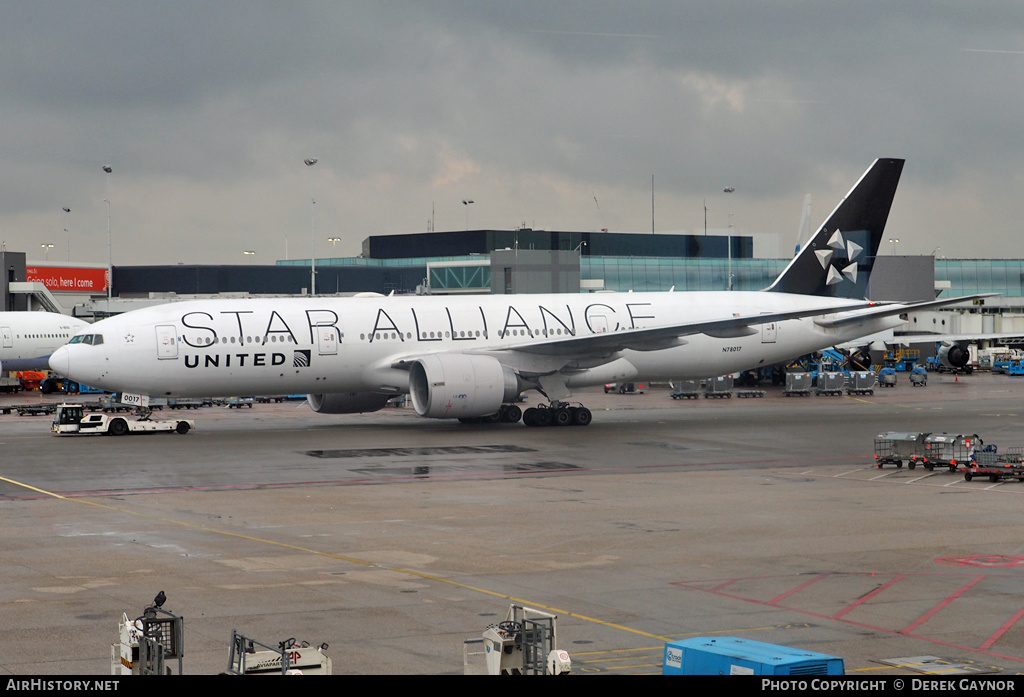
49,158 -> 987,426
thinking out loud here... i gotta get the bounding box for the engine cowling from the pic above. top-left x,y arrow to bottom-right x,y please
409,353 -> 520,419
937,341 -> 970,370
307,392 -> 391,414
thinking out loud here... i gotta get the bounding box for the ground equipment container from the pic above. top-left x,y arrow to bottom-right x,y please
874,432 -> 929,469
662,637 -> 844,675
924,433 -> 982,472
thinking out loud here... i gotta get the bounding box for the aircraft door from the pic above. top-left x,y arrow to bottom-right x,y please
316,325 -> 339,355
591,315 -> 609,334
1,326 -> 11,349
155,325 -> 178,359
761,320 -> 777,344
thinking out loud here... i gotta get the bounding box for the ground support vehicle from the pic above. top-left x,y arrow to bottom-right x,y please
0,377 -> 24,393
736,389 -> 765,398
226,631 -> 332,675
51,404 -> 195,436
784,372 -> 812,396
909,366 -> 928,386
846,370 -> 877,395
224,396 -> 255,408
874,432 -> 929,469
604,382 -> 645,394
704,376 -> 733,399
670,379 -> 702,399
879,367 -> 897,387
4,402 -> 58,416
464,604 -> 571,675
817,371 -> 846,396
964,447 -> 1024,482
168,397 -> 205,409
98,394 -> 134,412
923,433 -> 981,472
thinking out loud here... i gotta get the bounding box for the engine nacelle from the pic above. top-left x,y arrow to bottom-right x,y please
937,341 -> 970,370
307,392 -> 391,414
409,353 -> 520,419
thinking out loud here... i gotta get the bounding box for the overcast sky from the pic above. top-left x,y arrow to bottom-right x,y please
2,2 -> 1023,268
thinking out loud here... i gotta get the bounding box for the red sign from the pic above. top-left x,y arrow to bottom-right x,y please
26,266 -> 109,292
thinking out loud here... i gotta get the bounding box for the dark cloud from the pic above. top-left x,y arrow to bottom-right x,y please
2,2 -> 1022,266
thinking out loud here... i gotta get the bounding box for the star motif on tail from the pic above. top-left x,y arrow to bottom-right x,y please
815,229 -> 863,286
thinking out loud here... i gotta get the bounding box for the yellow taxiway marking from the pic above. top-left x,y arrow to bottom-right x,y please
0,474 -> 670,642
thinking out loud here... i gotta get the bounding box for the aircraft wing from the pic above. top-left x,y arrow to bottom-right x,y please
811,294 -> 998,329
482,302 -> 877,357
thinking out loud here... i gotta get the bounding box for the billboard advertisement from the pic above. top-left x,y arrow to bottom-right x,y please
26,266 -> 109,292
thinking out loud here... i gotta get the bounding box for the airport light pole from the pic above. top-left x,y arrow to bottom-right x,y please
305,157 -> 318,296
40,243 -> 54,261
889,237 -> 899,255
243,250 -> 255,264
462,199 -> 474,231
103,165 -> 112,304
724,187 -> 735,291
327,236 -> 341,250
63,207 -> 71,261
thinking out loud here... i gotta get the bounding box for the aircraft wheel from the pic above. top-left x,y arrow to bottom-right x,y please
502,404 -> 522,423
522,408 -> 538,427
108,418 -> 128,436
573,407 -> 593,426
534,408 -> 553,427
175,422 -> 190,434
553,407 -> 572,426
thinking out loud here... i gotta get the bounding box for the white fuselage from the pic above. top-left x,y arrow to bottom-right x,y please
50,291 -> 903,399
0,311 -> 90,372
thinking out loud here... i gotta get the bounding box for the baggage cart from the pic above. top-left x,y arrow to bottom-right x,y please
874,432 -> 929,469
879,367 -> 897,387
817,371 -> 846,396
963,447 -> 1024,482
784,372 -> 812,396
704,375 -> 733,399
909,366 -> 928,386
846,370 -> 876,395
924,433 -> 981,472
670,379 -> 702,400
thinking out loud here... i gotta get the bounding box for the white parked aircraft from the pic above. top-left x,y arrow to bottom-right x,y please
1,311 -> 90,372
50,158 -> 988,426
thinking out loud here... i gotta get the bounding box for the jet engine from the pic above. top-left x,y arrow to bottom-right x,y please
409,353 -> 521,419
937,341 -> 970,371
307,392 -> 392,414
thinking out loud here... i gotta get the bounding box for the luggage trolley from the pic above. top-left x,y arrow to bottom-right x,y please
924,433 -> 982,473
874,432 -> 929,469
964,446 -> 1024,483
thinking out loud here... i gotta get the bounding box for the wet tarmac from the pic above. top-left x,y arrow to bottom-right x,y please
2,373 -> 1023,675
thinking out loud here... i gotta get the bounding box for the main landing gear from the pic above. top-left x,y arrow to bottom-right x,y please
522,402 -> 592,427
456,402 -> 593,427
458,403 -> 523,425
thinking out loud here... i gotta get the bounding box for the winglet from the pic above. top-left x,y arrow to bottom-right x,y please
768,158 -> 905,298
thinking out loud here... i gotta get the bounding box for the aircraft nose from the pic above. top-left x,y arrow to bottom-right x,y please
49,346 -> 70,376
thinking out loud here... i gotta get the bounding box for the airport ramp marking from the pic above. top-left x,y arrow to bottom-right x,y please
673,572 -> 1024,665
0,474 -> 671,644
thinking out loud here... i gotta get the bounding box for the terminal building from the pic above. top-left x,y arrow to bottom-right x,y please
4,229 -> 1024,336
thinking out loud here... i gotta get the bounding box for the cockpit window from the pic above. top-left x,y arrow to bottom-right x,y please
68,334 -> 103,345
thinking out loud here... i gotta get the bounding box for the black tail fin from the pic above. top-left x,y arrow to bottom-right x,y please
767,158 -> 905,298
